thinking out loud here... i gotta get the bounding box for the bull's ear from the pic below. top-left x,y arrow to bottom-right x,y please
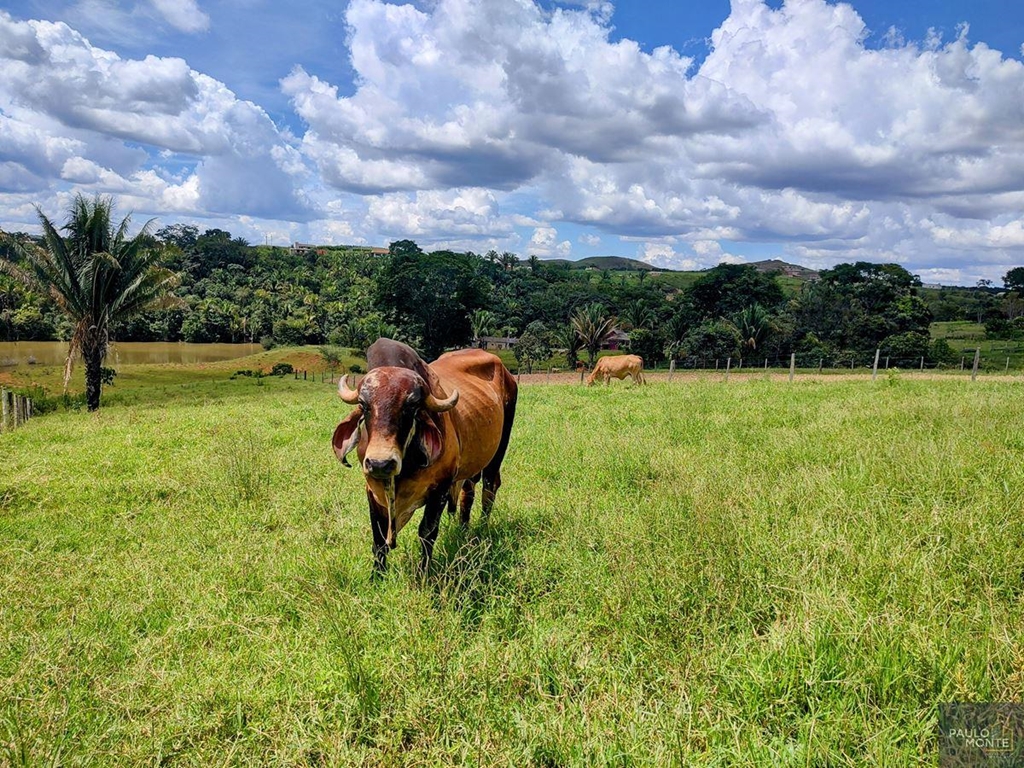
416,414 -> 443,466
332,408 -> 362,467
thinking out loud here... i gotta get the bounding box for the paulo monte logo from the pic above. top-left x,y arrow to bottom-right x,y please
939,703 -> 1023,767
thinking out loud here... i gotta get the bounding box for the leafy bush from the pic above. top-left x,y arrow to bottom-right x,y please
682,321 -> 742,362
349,363 -> 364,374
99,366 -> 117,386
880,331 -> 930,360
928,338 -> 959,367
271,318 -> 307,346
270,362 -> 294,376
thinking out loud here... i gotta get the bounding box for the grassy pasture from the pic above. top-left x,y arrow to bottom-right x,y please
1,375 -> 1023,765
931,321 -> 1024,370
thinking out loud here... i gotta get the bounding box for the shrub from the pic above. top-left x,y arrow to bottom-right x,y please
349,363 -> 364,374
928,338 -> 959,367
270,362 -> 294,376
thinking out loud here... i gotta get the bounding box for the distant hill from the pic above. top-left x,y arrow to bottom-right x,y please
542,255 -> 819,280
747,259 -> 820,280
541,256 -> 660,271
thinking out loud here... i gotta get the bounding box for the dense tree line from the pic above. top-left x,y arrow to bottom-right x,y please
3,222 -> 1023,365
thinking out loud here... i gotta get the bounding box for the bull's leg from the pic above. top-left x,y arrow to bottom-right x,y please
367,490 -> 390,575
459,479 -> 476,528
417,484 -> 450,578
481,470 -> 501,518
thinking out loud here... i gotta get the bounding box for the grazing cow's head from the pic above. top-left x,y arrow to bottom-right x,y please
332,369 -> 458,480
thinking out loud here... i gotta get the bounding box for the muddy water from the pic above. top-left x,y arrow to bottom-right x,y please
0,341 -> 261,367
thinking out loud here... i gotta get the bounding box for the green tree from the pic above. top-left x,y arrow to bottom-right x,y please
682,320 -> 742,363
470,309 -> 498,345
513,322 -> 550,373
689,264 -> 784,319
1004,267 -> 1024,293
571,303 -> 617,367
552,323 -> 583,370
1,195 -> 176,410
626,327 -> 662,366
376,243 -> 490,358
729,303 -> 774,355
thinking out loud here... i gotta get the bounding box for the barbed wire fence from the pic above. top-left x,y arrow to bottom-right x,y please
656,347 -> 1019,380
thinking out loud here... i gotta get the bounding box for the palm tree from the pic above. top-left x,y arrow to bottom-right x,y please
1,195 -> 176,410
729,304 -> 773,355
469,309 -> 498,346
571,303 -> 617,368
619,299 -> 656,331
552,323 -> 583,370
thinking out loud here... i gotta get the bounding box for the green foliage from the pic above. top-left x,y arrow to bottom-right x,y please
880,331 -> 930,360
689,264 -> 784,319
928,338 -> 959,366
682,320 -> 742,362
99,366 -> 117,386
271,318 -> 308,347
319,346 -> 345,371
571,303 -> 617,367
1,194 -> 176,410
626,327 -> 662,365
1003,266 -> 1024,292
270,362 -> 294,376
512,322 -> 551,373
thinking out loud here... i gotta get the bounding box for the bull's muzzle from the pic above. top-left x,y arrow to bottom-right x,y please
364,456 -> 399,479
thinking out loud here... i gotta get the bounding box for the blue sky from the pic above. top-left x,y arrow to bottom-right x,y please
3,0 -> 1024,284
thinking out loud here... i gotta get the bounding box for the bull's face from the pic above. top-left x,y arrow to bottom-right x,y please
332,369 -> 458,480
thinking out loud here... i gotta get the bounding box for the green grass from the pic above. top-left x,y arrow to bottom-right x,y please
0,346 -> 365,408
930,322 -> 1024,370
2,377 -> 1023,765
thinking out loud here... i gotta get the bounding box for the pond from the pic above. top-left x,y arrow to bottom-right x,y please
0,341 -> 262,368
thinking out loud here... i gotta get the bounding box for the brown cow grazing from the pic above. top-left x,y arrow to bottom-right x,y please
332,339 -> 517,575
586,354 -> 646,386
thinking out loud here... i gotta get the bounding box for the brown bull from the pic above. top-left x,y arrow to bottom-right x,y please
332,338 -> 517,574
586,354 -> 646,386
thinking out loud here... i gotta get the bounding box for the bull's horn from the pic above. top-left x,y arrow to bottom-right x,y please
338,374 -> 360,404
425,388 -> 459,412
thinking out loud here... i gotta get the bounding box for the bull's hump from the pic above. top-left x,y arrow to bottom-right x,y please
432,348 -> 502,381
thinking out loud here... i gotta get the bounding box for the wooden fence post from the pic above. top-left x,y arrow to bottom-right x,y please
1006,357 -> 1010,373
789,353 -> 795,383
872,348 -> 880,381
920,356 -> 924,371
818,358 -> 823,374
1,389 -> 8,431
669,359 -> 675,381
971,349 -> 980,382
725,357 -> 731,382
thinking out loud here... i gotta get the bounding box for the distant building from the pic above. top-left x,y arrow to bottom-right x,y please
479,335 -> 518,350
291,242 -> 316,254
370,247 -> 389,256
603,330 -> 631,351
